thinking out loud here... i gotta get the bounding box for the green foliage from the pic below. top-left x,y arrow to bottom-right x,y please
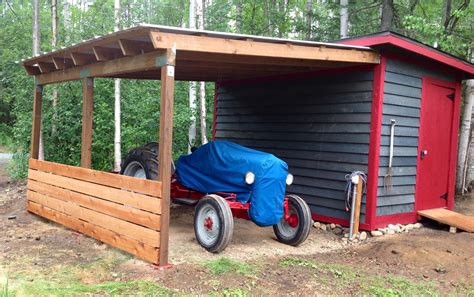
0,0 -> 472,178
7,152 -> 29,181
204,257 -> 256,276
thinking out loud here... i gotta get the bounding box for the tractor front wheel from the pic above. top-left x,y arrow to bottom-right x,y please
273,194 -> 311,246
194,194 -> 234,253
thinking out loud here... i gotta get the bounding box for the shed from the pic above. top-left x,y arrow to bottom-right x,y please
21,26 -> 474,265
21,25 -> 380,265
213,31 -> 474,230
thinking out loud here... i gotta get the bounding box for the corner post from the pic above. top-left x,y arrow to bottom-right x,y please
31,84 -> 43,159
81,77 -> 94,168
157,49 -> 176,266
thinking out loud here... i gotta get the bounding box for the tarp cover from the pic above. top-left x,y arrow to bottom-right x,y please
176,141 -> 288,226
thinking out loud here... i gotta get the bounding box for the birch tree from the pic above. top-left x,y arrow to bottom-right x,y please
51,0 -> 59,137
114,0 -> 122,172
188,0 -> 197,152
305,0 -> 313,40
197,0 -> 207,144
32,0 -> 44,160
340,0 -> 348,38
63,0 -> 70,45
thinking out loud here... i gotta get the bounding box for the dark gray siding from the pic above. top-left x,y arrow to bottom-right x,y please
215,71 -> 373,223
377,59 -> 455,216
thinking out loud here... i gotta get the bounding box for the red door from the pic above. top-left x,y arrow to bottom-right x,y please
416,78 -> 456,211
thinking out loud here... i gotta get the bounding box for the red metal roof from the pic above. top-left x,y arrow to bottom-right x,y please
339,31 -> 474,77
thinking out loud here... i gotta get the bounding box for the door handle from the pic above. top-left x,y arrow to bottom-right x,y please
420,150 -> 428,159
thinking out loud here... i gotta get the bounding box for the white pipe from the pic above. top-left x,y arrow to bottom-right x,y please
349,175 -> 359,240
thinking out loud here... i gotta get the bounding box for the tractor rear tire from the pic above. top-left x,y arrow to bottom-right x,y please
194,194 -> 234,253
120,146 -> 159,180
273,194 -> 311,246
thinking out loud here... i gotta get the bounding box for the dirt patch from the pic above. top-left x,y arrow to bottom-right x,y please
1,164 -> 474,295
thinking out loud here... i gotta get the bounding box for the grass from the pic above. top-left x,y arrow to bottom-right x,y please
21,279 -> 173,296
279,257 -> 438,296
204,258 -> 256,276
3,255 -> 173,296
1,272 -> 15,297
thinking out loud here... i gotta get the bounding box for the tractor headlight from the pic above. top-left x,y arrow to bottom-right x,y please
286,173 -> 294,186
244,172 -> 255,185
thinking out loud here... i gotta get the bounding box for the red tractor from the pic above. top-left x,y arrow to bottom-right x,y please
121,141 -> 312,252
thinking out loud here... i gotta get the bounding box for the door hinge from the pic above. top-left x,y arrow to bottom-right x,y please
440,192 -> 448,200
447,93 -> 455,100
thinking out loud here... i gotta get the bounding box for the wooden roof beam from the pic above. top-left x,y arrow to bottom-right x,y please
37,62 -> 56,73
150,31 -> 380,64
35,49 -> 175,85
25,65 -> 42,75
93,46 -> 124,61
71,52 -> 97,66
118,39 -> 154,56
52,57 -> 74,70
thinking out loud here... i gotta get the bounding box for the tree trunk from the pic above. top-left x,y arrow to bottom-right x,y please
305,0 -> 313,40
114,0 -> 121,172
188,0 -> 197,152
443,0 -> 452,31
197,0 -> 208,144
63,0 -> 70,45
380,0 -> 394,31
236,0 -> 242,33
32,0 -> 44,160
51,0 -> 59,138
339,0 -> 349,38
458,80 -> 474,193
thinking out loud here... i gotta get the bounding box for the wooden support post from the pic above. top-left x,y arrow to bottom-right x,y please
157,55 -> 175,266
352,180 -> 364,236
81,77 -> 94,168
31,85 -> 43,159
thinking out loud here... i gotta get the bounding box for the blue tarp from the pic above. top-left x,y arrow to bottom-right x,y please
175,141 -> 288,226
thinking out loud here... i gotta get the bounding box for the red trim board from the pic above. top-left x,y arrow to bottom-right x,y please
312,214 -> 370,231
365,56 -> 386,230
373,212 -> 418,229
339,34 -> 474,75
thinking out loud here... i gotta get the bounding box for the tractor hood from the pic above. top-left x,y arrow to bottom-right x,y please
175,140 -> 288,226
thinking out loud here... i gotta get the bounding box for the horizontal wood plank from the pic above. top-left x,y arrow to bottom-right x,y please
28,190 -> 160,247
150,31 -> 380,64
28,169 -> 161,214
29,159 -> 161,197
28,180 -> 161,230
27,201 -> 159,263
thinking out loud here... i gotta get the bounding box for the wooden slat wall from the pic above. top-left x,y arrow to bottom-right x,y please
376,58 -> 456,216
27,159 -> 162,264
215,71 -> 373,223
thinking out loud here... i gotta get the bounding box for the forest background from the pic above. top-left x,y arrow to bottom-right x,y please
0,0 -> 472,181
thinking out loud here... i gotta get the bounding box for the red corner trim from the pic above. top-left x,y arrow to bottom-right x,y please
366,56 -> 386,230
340,35 -> 474,75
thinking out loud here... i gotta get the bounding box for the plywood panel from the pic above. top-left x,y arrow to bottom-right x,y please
27,159 -> 162,264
